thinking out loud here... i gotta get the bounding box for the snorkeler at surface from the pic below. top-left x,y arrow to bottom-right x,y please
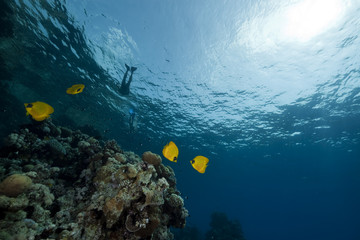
119,64 -> 137,95
129,108 -> 136,133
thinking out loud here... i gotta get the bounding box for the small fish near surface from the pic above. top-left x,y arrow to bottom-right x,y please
190,156 -> 209,174
24,101 -> 54,121
162,141 -> 179,162
66,84 -> 85,94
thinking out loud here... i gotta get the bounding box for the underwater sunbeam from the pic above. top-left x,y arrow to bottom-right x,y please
283,0 -> 348,42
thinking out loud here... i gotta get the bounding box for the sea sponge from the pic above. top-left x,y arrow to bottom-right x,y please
0,174 -> 32,197
142,151 -> 162,166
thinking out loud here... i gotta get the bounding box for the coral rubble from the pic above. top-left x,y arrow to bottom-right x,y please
0,120 -> 188,240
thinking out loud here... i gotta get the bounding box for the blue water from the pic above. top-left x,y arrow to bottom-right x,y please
1,0 -> 360,239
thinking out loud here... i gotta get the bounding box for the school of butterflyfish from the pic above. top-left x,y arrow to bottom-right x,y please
24,84 -> 84,121
24,83 -> 208,173
162,141 -> 209,174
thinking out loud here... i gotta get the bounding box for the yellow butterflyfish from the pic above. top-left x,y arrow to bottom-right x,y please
66,84 -> 85,94
162,141 -> 179,162
190,156 -> 209,173
24,101 -> 54,121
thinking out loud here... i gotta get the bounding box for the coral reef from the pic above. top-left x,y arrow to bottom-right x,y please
0,120 -> 188,239
142,151 -> 162,166
0,174 -> 32,197
204,212 -> 246,240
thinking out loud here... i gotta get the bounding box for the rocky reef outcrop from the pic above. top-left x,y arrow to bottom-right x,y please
0,120 -> 188,240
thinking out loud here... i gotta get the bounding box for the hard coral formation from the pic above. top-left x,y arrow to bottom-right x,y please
0,120 -> 188,239
142,151 -> 162,166
0,174 -> 32,197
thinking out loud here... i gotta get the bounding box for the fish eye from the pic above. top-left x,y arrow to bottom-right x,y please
26,103 -> 33,108
77,88 -> 81,92
190,160 -> 195,164
173,156 -> 177,161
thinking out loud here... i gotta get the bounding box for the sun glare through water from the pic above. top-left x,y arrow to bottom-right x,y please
238,0 -> 351,53
283,0 -> 348,42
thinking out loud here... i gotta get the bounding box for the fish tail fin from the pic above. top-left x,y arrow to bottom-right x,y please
125,64 -> 130,71
131,66 -> 137,72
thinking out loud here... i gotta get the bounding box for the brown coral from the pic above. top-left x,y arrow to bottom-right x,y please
142,151 -> 162,166
125,214 -> 142,233
103,196 -> 125,228
0,174 -> 32,197
135,214 -> 161,238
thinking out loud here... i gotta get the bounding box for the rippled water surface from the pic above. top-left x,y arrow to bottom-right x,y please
1,0 -> 360,239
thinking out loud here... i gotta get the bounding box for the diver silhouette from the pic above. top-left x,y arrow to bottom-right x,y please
119,64 -> 137,95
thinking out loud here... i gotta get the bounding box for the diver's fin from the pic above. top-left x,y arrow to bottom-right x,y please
131,66 -> 137,72
125,64 -> 130,71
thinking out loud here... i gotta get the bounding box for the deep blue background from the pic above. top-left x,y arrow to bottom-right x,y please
1,0 -> 360,239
